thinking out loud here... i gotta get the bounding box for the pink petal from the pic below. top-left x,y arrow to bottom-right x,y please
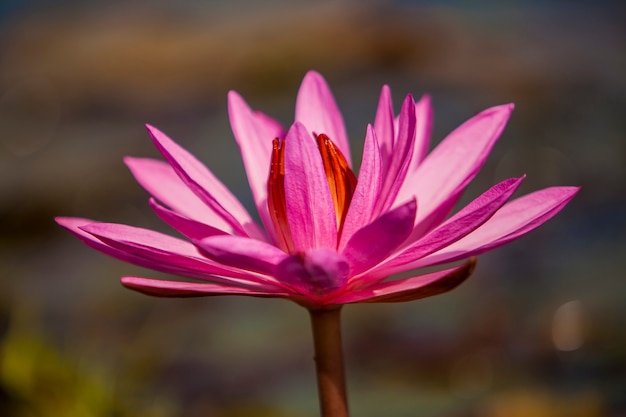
411,186 -> 580,268
57,216 -> 183,274
274,248 -> 349,296
410,94 -> 433,167
333,258 -> 476,304
121,277 -> 289,298
283,122 -> 338,251
195,235 -> 288,277
149,198 -> 227,240
228,91 -> 285,235
379,176 -> 525,275
396,104 -> 514,228
375,95 -> 417,215
295,71 -> 351,166
125,157 -> 233,233
339,125 -> 383,249
342,199 -> 416,278
145,124 -> 265,239
78,221 -> 277,288
373,85 -> 395,165
56,217 -> 264,286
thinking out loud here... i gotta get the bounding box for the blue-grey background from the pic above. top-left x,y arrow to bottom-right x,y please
0,1 -> 624,416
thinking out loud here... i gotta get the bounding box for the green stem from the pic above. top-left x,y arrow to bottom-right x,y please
309,307 -> 349,417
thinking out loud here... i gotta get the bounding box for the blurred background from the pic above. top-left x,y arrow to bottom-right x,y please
0,0 -> 624,416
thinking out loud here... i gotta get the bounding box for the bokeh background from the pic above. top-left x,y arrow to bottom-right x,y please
1,0 -> 624,416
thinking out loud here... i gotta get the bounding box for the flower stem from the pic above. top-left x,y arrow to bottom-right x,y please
309,306 -> 349,417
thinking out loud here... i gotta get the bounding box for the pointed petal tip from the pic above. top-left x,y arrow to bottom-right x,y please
487,102 -> 515,116
418,92 -> 431,101
227,89 -> 246,107
407,197 -> 418,214
55,216 -> 93,228
403,92 -> 416,103
122,155 -> 142,168
54,216 -> 70,225
144,124 -> 172,146
508,174 -> 526,187
303,69 -> 324,81
546,185 -> 581,201
144,124 -> 165,145
561,185 -> 582,201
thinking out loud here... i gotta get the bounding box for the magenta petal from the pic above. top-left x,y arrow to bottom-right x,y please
78,221 -> 277,287
376,95 -> 417,215
410,94 -> 433,167
342,199 -> 416,277
149,198 -> 228,240
57,217 -> 183,274
228,91 -> 285,235
283,122 -> 338,251
275,249 -> 349,296
121,277 -> 289,298
340,125 -> 383,248
382,176 -> 525,272
373,85 -> 395,164
413,186 -> 580,268
295,71 -> 351,166
333,258 -> 476,304
399,104 -> 514,227
145,124 -> 264,239
125,157 -> 233,232
56,217 -> 260,286
195,235 -> 288,276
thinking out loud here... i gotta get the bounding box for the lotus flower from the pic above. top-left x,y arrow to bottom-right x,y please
56,71 -> 578,309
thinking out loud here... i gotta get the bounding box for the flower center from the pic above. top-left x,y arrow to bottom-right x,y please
267,133 -> 357,252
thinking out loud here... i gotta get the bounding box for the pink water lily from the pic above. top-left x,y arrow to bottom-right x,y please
56,71 -> 578,309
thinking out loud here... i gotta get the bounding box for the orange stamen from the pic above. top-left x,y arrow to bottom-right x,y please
267,138 -> 294,253
315,134 -> 358,236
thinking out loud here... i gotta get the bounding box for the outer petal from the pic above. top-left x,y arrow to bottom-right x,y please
339,125 -> 383,249
342,199 -> 416,278
295,71 -> 351,165
125,157 -> 233,233
149,198 -> 227,240
56,217 -> 274,289
377,176 -> 525,275
195,235 -> 288,277
407,186 -> 580,269
228,91 -> 285,235
146,124 -> 265,239
397,104 -> 514,231
78,221 -> 279,288
283,122 -> 338,251
122,277 -> 289,298
333,258 -> 476,304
